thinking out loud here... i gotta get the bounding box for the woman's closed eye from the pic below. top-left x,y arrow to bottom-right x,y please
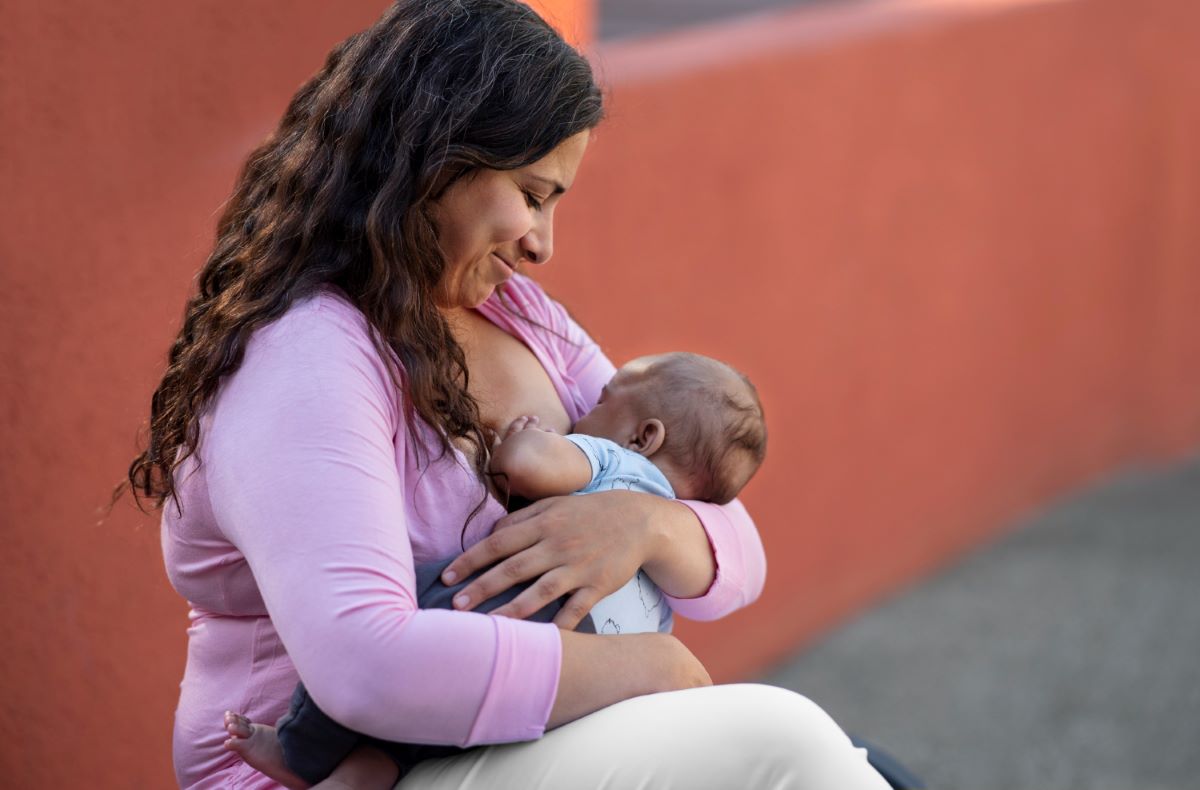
523,189 -> 546,211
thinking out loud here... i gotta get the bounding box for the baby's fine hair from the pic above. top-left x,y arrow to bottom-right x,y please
638,353 -> 767,504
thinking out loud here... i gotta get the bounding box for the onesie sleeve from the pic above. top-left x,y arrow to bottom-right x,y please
519,278 -> 768,622
562,433 -> 610,484
201,296 -> 560,746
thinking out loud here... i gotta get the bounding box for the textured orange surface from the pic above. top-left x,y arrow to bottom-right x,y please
553,0 -> 1200,681
527,0 -> 594,44
2,0 -> 1197,785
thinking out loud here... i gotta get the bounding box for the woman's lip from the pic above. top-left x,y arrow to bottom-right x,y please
492,253 -> 516,273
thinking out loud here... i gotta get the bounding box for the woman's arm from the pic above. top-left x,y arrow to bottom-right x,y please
647,496 -> 767,621
549,630 -> 711,728
202,300 -> 565,747
203,297 -> 710,747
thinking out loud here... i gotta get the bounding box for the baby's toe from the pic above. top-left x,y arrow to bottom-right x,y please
223,711 -> 254,739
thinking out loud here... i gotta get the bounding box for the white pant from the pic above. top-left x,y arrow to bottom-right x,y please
396,684 -> 890,790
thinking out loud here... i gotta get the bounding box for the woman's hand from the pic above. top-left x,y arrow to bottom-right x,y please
441,490 -> 718,629
442,490 -> 651,629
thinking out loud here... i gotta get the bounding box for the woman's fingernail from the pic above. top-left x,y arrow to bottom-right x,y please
442,569 -> 458,584
454,593 -> 470,608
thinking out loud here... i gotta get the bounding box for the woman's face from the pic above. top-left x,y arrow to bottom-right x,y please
432,130 -> 590,310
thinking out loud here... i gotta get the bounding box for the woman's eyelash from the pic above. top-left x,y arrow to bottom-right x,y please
523,190 -> 544,211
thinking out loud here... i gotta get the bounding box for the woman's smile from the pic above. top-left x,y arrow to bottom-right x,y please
432,130 -> 589,310
491,252 -> 517,278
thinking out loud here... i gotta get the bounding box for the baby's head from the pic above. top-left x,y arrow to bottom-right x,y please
573,352 -> 766,504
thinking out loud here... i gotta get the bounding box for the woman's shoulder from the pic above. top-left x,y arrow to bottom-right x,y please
229,285 -> 399,405
245,285 -> 394,367
256,284 -> 373,343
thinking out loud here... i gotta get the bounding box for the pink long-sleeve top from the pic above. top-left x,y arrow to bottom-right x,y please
162,275 -> 767,788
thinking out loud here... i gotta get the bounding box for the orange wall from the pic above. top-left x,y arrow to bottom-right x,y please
2,0 -> 1197,785
544,0 -> 1200,679
527,0 -> 594,45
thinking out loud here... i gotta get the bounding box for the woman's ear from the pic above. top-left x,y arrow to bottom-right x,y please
628,418 -> 666,457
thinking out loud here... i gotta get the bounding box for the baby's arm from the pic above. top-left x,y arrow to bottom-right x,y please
490,417 -> 593,500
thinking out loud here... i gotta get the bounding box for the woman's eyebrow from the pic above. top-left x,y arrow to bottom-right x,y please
528,174 -> 566,195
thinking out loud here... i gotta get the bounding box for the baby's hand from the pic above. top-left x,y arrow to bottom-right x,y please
498,415 -> 555,444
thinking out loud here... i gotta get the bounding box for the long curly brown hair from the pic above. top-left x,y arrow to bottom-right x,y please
125,0 -> 603,519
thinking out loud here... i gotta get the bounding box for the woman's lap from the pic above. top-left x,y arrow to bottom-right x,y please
396,683 -> 889,790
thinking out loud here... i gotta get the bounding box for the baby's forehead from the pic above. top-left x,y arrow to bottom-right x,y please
617,354 -> 729,388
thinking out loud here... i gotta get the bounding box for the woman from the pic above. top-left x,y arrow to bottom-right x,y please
129,1 -> 889,787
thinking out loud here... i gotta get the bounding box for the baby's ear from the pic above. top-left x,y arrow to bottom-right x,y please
629,418 -> 666,457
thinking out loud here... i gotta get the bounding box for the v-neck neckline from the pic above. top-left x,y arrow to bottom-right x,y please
473,289 -> 581,424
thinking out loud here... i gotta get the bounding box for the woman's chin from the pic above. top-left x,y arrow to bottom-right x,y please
471,285 -> 499,307
438,283 -> 501,311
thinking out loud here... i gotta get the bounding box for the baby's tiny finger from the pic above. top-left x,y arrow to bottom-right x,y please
501,419 -> 519,439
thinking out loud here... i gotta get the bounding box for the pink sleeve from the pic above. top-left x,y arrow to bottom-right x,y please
525,279 -> 768,621
201,298 -> 560,747
661,499 -> 767,621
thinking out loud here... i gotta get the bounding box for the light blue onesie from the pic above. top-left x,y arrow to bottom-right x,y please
564,434 -> 675,635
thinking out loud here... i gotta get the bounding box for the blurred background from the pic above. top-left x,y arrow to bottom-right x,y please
2,0 -> 1197,786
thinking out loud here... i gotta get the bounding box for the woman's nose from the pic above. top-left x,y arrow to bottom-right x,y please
520,215 -> 553,265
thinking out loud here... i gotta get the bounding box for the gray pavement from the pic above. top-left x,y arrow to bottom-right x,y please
762,455 -> 1200,790
599,0 -> 856,41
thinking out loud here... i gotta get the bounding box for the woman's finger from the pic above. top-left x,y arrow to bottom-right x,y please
451,544 -> 557,611
441,521 -> 540,587
551,586 -> 603,631
494,497 -> 553,531
490,568 -> 574,621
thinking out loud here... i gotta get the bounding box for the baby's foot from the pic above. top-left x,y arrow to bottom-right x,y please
223,711 -> 309,790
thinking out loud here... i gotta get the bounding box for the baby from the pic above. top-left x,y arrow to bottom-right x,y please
488,352 -> 767,635
224,352 -> 767,788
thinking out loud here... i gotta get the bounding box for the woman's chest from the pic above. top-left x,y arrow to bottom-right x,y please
406,311 -> 577,559
457,312 -> 572,435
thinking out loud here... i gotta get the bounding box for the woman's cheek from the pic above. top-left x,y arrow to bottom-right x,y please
483,190 -> 534,241
497,207 -> 533,242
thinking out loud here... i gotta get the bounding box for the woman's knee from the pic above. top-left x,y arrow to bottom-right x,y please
698,684 -> 853,751
401,684 -> 886,790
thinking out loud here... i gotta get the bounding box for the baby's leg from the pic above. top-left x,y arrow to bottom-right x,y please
224,711 -> 306,789
224,711 -> 398,790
